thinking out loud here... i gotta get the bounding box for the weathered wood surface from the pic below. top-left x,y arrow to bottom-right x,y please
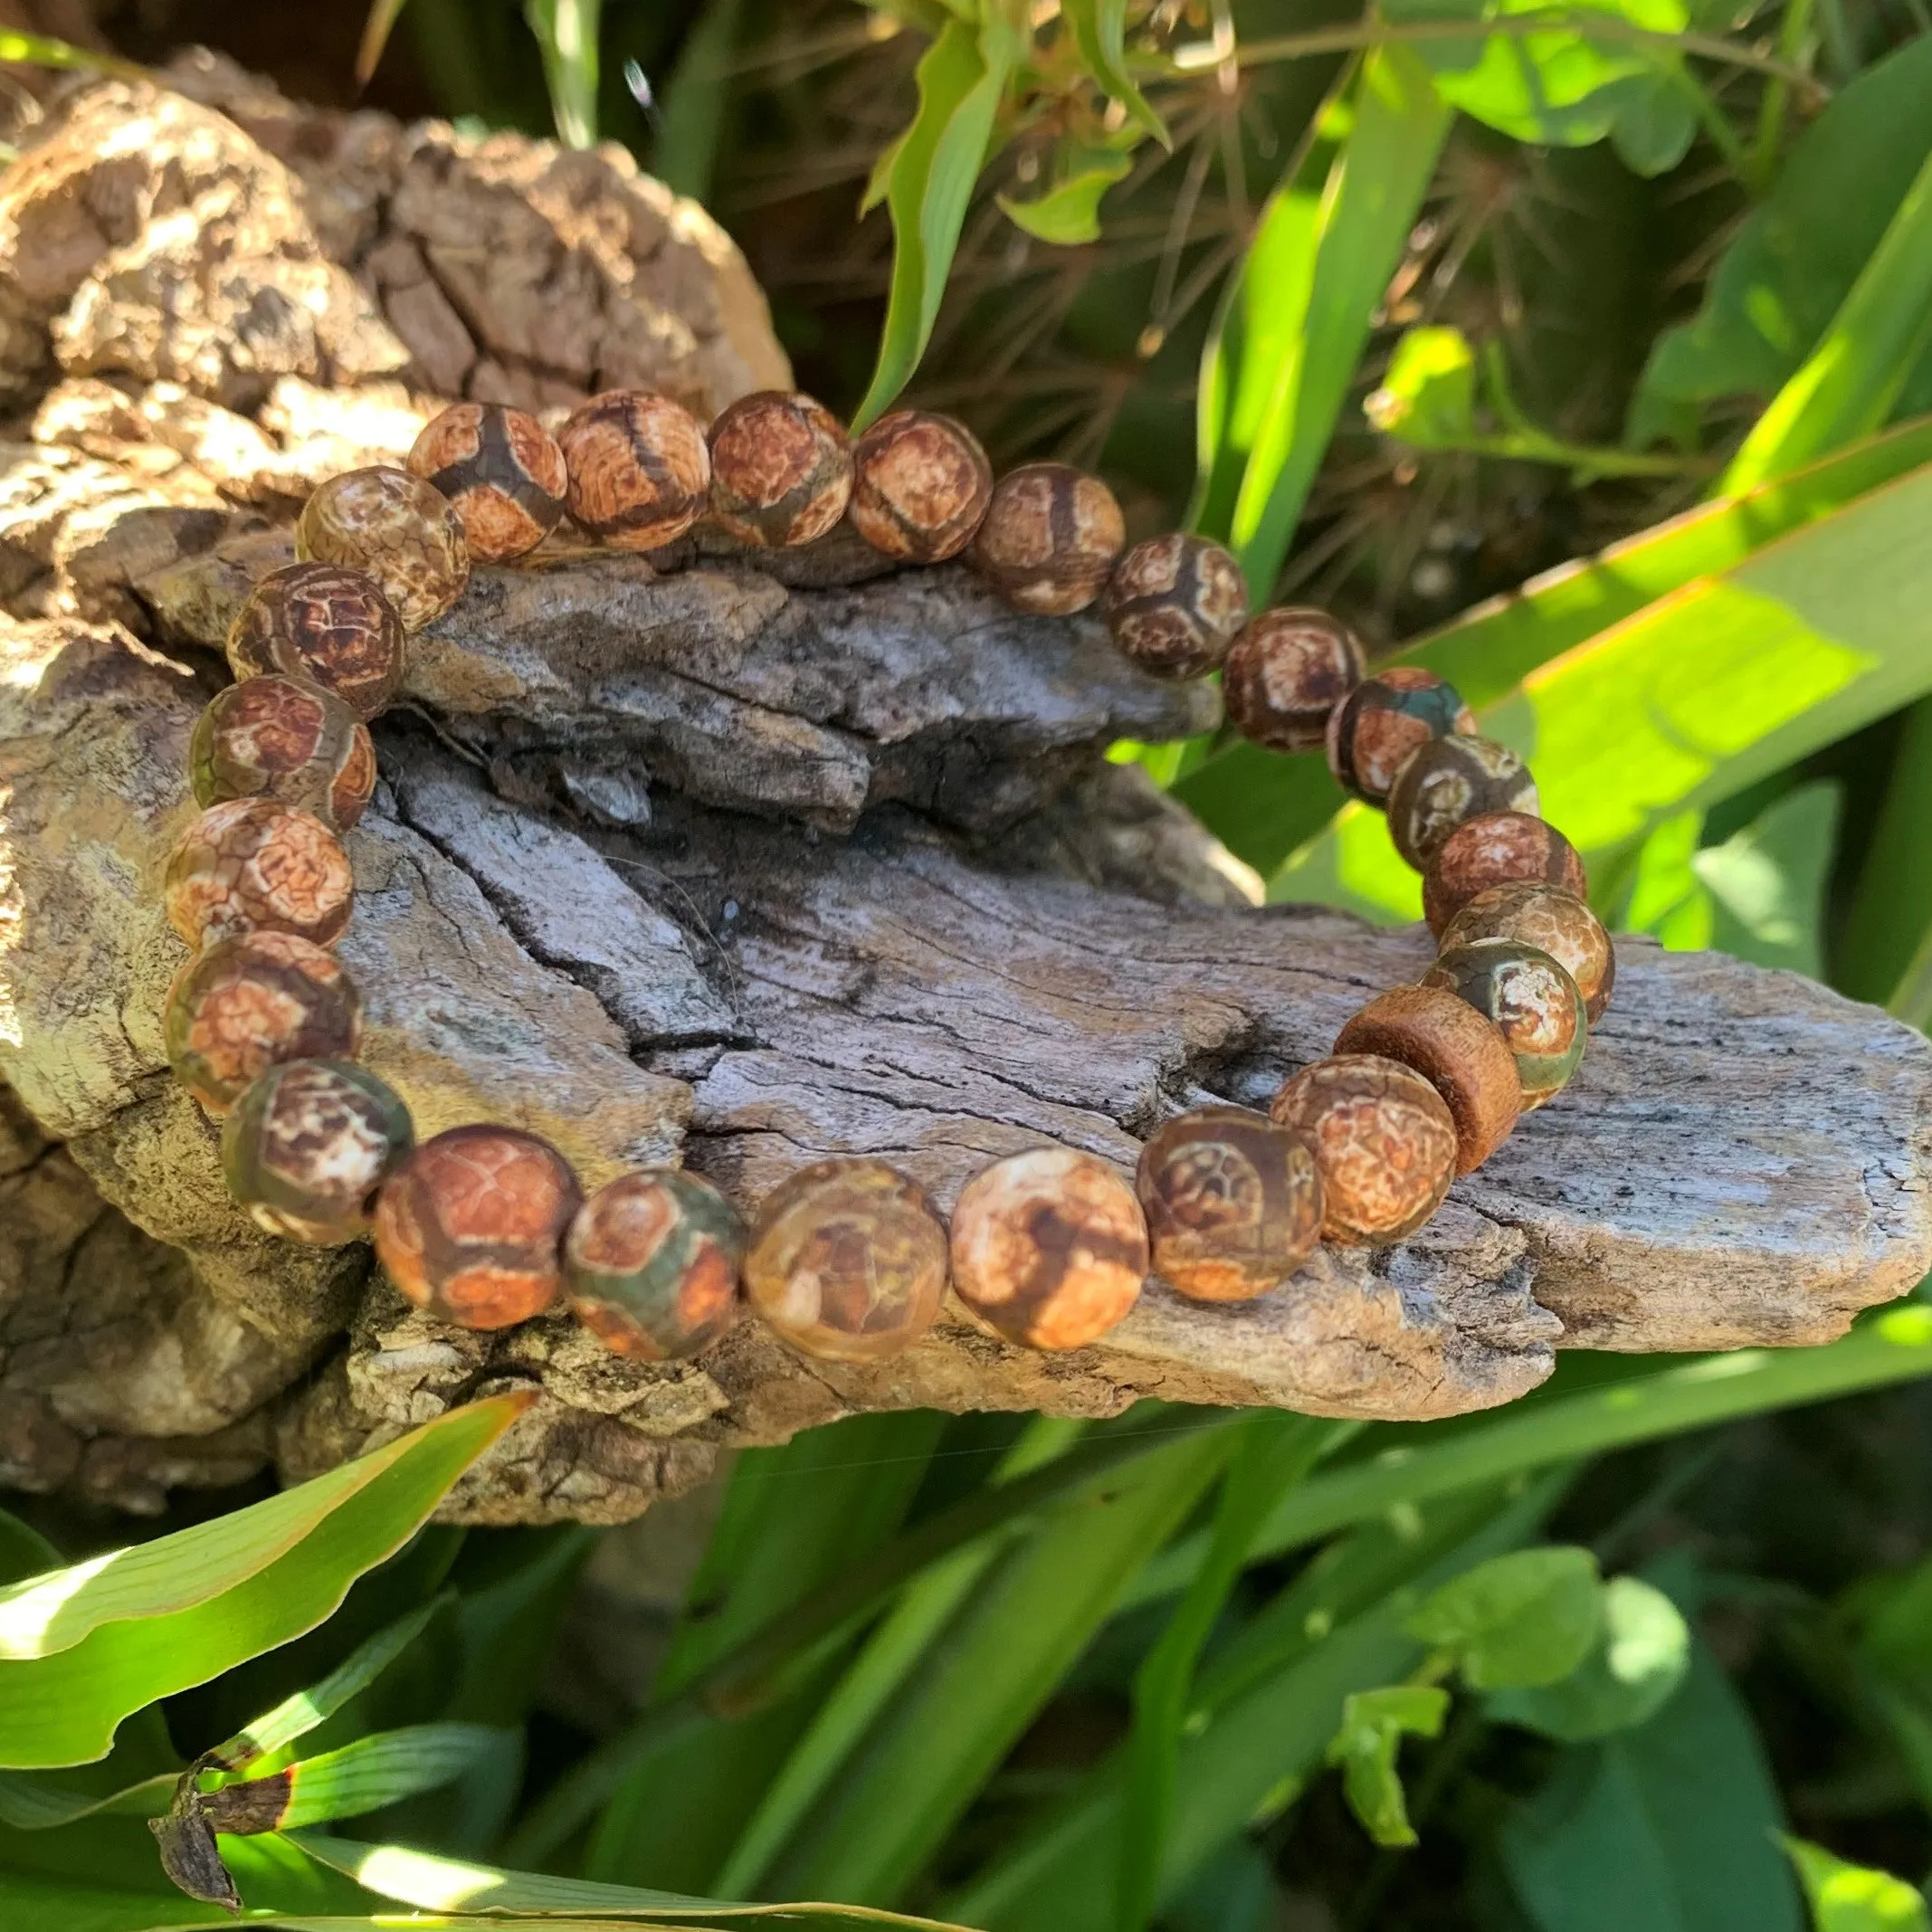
0,66 -> 1927,1523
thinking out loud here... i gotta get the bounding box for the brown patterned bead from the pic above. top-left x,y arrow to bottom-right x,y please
1334,985 -> 1521,1174
1423,941 -> 1585,1110
164,932 -> 362,1115
164,799 -> 354,951
1135,1105 -> 1323,1302
373,1124 -> 581,1329
1385,734 -> 1539,871
190,675 -> 376,833
222,1059 -> 413,1243
1100,534 -> 1250,680
226,562 -> 405,722
1423,812 -> 1587,937
1222,607 -> 1366,752
970,462 -> 1125,615
407,402 -> 566,562
1440,881 -> 1617,1025
565,1168 -> 745,1362
950,1147 -> 1148,1350
1326,667 -> 1475,804
849,409 -> 993,562
557,389 -> 711,549
744,1157 -> 947,1362
708,390 -> 853,547
1270,1054 -> 1458,1245
295,466 -> 470,632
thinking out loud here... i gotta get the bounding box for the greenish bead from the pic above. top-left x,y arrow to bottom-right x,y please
1423,940 -> 1585,1110
565,1169 -> 746,1360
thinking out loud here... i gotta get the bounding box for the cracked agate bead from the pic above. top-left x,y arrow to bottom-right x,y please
1423,811 -> 1587,937
708,390 -> 852,547
1326,668 -> 1474,804
558,389 -> 711,549
1271,1054 -> 1457,1245
164,799 -> 354,950
1335,984 -> 1521,1174
1222,607 -> 1366,752
1385,734 -> 1538,871
226,561 -> 405,721
1135,1105 -> 1323,1302
565,1168 -> 746,1361
223,1059 -> 413,1243
744,1157 -> 948,1362
1101,534 -> 1250,680
165,931 -> 362,1115
950,1147 -> 1148,1350
296,465 -> 470,632
374,1124 -> 582,1329
970,462 -> 1125,615
850,408 -> 992,562
1424,941 -> 1585,1110
407,402 -> 566,562
190,674 -> 376,832
1440,881 -> 1616,1025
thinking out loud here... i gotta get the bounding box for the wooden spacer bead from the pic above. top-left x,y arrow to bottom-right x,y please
1423,811 -> 1587,937
1270,1054 -> 1458,1245
1423,941 -> 1585,1110
1222,607 -> 1366,752
1385,733 -> 1539,871
1334,985 -> 1521,1174
950,1147 -> 1147,1348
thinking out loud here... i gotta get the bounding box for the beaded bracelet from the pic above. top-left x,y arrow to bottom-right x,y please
157,388 -> 1614,1369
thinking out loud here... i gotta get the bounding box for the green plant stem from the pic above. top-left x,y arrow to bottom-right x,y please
1746,0 -> 1816,193
1176,14 -> 1827,100
1413,427 -> 1708,479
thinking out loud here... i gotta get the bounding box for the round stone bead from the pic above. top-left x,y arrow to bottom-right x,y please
1100,534 -> 1250,680
849,408 -> 992,562
743,1157 -> 948,1362
406,402 -> 566,562
1423,811 -> 1587,937
1441,881 -> 1616,1025
164,931 -> 362,1115
565,1168 -> 746,1361
164,799 -> 354,950
190,674 -> 376,833
226,561 -> 405,722
1385,734 -> 1539,871
1135,1105 -> 1323,1302
1326,667 -> 1475,804
1335,984 -> 1521,1174
222,1058 -> 414,1243
970,462 -> 1125,615
1222,607 -> 1366,752
950,1147 -> 1148,1350
1423,941 -> 1585,1110
708,390 -> 853,547
557,389 -> 711,549
373,1124 -> 582,1330
1270,1053 -> 1458,1246
296,465 -> 470,632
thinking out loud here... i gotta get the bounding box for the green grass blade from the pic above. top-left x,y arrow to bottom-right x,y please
357,0 -> 412,84
1063,0 -> 1168,146
1834,696 -> 1932,1004
201,1726 -> 501,1833
0,29 -> 143,78
0,1396 -> 529,1769
1175,414 -> 1932,876
650,0 -> 746,203
524,0 -> 603,148
1723,142 -> 1932,493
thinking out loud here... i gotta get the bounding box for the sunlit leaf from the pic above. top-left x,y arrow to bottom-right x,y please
1489,1577 -> 1690,1742
1324,1685 -> 1450,1847
1406,1547 -> 1604,1690
1365,326 -> 1480,447
1784,1838 -> 1932,1930
997,152 -> 1131,244
1063,0 -> 1168,146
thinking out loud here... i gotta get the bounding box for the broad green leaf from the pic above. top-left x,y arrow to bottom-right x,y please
1193,49 -> 1451,597
1063,0 -> 1168,146
1633,38 -> 1932,449
997,152 -> 1131,243
1784,1838 -> 1930,1931
1621,809 -> 1715,952
1405,1547 -> 1604,1689
1174,415 -> 1932,877
197,1726 -> 501,1834
1501,1642 -> 1802,1932
0,1394 -> 528,1768
1838,699 -> 1932,1005
1366,326 -> 1480,447
524,0 -> 603,148
651,0 -> 747,203
1324,1684 -> 1450,1847
1489,1576 -> 1690,1742
852,16 -> 1017,429
1603,68 -> 1697,176
1695,782 -> 1839,975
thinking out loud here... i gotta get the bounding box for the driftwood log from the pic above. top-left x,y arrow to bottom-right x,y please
1,62 -> 1929,1524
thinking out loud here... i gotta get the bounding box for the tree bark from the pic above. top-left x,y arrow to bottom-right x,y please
0,62 -> 1927,1524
